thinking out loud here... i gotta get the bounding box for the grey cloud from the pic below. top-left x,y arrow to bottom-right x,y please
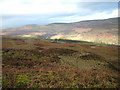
1,2 -> 118,28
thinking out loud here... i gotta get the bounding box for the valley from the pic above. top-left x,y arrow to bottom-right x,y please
1,17 -> 119,45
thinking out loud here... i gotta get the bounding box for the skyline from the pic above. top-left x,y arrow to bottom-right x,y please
0,1 -> 119,28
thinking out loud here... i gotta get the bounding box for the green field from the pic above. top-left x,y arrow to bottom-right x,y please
47,39 -> 114,46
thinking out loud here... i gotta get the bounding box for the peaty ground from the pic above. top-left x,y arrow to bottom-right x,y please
2,37 -> 120,88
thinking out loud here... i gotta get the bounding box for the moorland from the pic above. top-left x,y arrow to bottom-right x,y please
2,36 -> 120,88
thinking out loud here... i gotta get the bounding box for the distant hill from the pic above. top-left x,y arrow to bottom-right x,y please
2,17 -> 119,45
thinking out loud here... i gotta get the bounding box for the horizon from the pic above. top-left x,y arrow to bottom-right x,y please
0,1 -> 119,28
1,17 -> 118,29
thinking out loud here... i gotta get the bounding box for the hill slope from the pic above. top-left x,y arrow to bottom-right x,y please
2,37 -> 120,88
2,17 -> 118,44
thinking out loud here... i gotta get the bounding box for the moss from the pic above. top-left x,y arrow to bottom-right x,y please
104,82 -> 118,88
15,74 -> 32,88
3,52 -> 13,57
2,74 -> 16,88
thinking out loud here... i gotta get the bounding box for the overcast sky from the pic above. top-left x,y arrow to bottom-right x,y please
0,0 -> 119,28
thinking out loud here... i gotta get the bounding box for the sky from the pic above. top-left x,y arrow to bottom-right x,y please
0,0 -> 119,28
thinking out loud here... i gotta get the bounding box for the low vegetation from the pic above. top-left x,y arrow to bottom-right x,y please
2,36 -> 120,88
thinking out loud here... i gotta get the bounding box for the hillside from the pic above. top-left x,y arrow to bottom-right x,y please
2,37 -> 120,88
1,17 -> 118,45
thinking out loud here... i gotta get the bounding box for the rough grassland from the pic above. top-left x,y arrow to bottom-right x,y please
2,37 -> 120,88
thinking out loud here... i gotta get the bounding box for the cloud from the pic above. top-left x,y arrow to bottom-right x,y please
0,0 -> 118,15
49,9 -> 118,23
0,0 -> 81,15
0,1 -> 118,28
2,15 -> 52,28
